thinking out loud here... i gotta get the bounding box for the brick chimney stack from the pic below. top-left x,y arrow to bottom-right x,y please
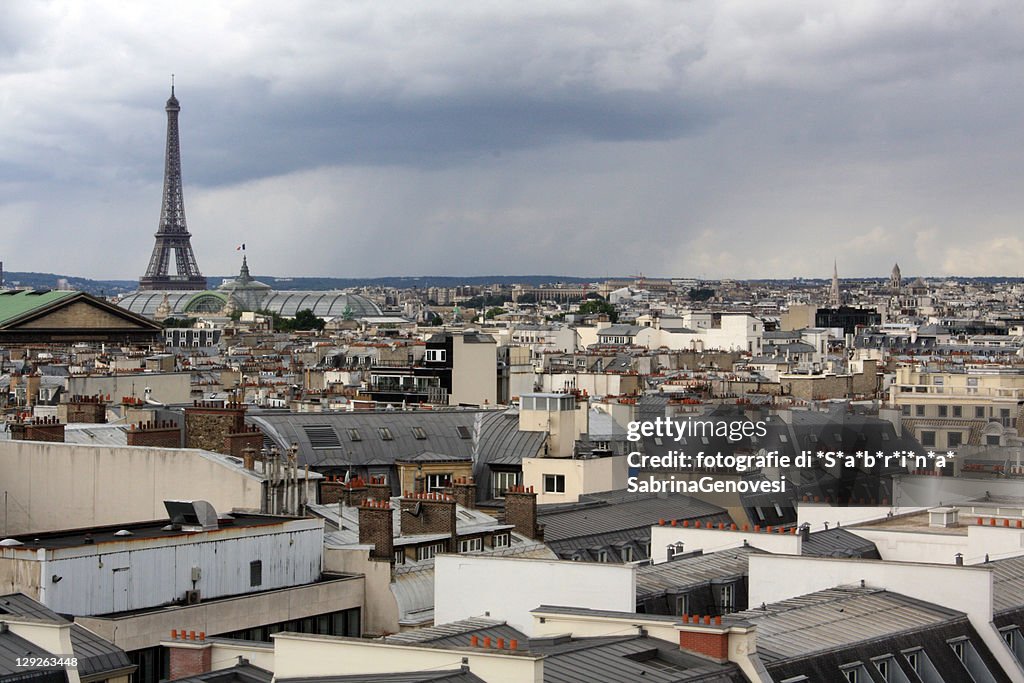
504,485 -> 542,540
401,491 -> 458,551
358,498 -> 395,563
450,476 -> 477,510
184,400 -> 247,453
367,476 -> 392,502
127,420 -> 183,448
58,394 -> 108,424
165,631 -> 211,679
9,415 -> 65,443
223,424 -> 263,458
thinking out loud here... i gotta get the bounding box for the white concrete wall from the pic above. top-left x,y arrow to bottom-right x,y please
67,372 -> 192,404
797,504 -> 926,530
434,555 -> 635,635
272,632 -> 543,683
0,441 -> 266,535
83,575 -> 363,653
847,524 -> 1024,566
649,525 -> 800,564
747,555 -> 1024,681
522,456 -> 626,505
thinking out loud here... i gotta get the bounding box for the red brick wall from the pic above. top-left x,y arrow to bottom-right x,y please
127,422 -> 182,448
223,429 -> 262,458
678,630 -> 728,661
168,645 -> 212,679
400,493 -> 456,548
9,419 -> 65,443
358,500 -> 394,562
504,486 -> 539,540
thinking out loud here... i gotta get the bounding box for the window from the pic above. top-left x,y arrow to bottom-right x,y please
976,406 -> 986,418
394,550 -> 405,565
250,560 -> 262,587
968,377 -> 979,387
915,405 -> 925,416
347,428 -> 362,442
491,471 -> 520,498
544,474 -> 566,494
872,657 -> 892,681
987,435 -> 1001,446
675,594 -> 689,616
378,427 -> 393,441
921,431 -> 936,447
597,549 -> 609,562
903,650 -> 920,672
953,405 -> 962,417
426,349 -> 446,363
492,533 -> 510,549
426,473 -> 452,492
948,432 -> 962,448
411,426 -> 427,440
950,639 -> 965,661
459,537 -> 483,553
416,542 -> 446,561
901,405 -> 911,416
842,669 -> 858,683
720,584 -> 735,613
938,405 -> 948,417
456,426 -> 472,439
621,546 -> 634,562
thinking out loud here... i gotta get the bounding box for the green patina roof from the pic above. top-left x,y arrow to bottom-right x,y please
0,289 -> 78,326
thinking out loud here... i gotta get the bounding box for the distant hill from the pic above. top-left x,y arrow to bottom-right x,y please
1,271 -> 601,296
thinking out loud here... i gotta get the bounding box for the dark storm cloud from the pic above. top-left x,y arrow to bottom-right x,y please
182,85 -> 717,184
4,1 -> 1024,279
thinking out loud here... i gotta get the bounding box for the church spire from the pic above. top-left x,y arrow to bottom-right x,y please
830,260 -> 840,307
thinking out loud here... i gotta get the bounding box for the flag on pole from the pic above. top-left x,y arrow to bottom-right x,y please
236,243 -> 246,251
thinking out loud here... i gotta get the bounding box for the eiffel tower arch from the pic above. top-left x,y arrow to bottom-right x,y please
139,85 -> 207,291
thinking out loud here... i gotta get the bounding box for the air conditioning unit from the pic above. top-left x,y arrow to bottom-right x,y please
184,589 -> 201,605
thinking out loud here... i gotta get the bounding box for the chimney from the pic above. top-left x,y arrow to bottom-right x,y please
165,631 -> 212,679
358,498 -> 394,563
223,424 -> 263,458
184,400 -> 247,454
401,492 -> 457,551
504,485 -> 542,540
799,523 -> 810,542
242,445 -> 256,471
366,476 -> 392,503
9,416 -> 65,443
451,476 -> 477,510
58,394 -> 108,424
127,420 -> 183,448
678,619 -> 729,662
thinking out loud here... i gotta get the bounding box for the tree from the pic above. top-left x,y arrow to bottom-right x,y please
162,317 -> 196,328
689,288 -> 715,302
291,309 -> 326,331
578,299 -> 618,323
485,306 -> 506,319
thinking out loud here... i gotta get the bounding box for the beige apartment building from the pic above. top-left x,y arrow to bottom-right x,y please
889,365 -> 1024,449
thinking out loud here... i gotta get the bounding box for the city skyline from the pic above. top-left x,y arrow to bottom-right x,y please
4,2 -> 1024,280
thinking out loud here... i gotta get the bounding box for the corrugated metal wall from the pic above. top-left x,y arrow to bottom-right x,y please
42,524 -> 323,616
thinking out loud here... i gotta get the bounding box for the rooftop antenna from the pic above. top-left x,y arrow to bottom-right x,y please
171,73 -> 175,96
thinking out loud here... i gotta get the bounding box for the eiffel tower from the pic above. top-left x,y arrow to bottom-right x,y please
139,83 -> 207,290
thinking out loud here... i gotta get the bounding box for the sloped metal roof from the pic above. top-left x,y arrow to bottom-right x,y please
636,545 -> 767,599
732,587 -> 963,662
990,555 -> 1024,614
249,408 -> 545,472
0,593 -> 133,678
385,617 -> 525,647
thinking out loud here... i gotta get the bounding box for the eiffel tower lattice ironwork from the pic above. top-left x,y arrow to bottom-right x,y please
139,84 -> 207,290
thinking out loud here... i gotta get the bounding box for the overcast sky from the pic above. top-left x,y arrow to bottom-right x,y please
3,1 -> 1024,280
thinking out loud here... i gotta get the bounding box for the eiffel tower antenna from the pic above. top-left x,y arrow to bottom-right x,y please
139,81 -> 207,291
